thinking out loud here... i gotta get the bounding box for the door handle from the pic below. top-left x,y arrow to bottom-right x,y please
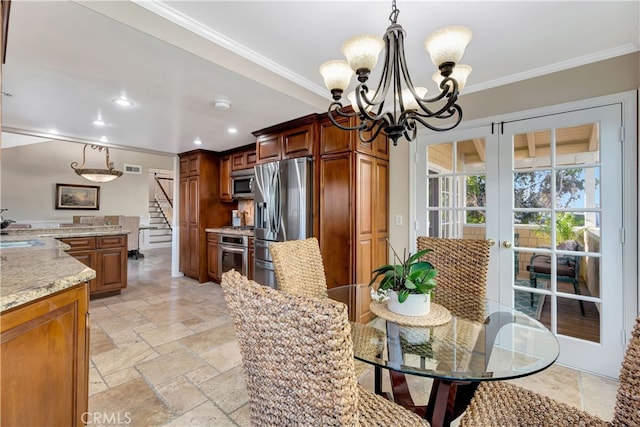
488,238 -> 496,246
502,240 -> 512,248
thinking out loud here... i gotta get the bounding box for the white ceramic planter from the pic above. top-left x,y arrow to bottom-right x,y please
387,290 -> 431,316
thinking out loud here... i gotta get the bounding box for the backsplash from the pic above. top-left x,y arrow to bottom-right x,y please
237,200 -> 254,226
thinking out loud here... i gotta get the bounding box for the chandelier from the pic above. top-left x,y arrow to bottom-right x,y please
319,0 -> 472,145
71,144 -> 123,183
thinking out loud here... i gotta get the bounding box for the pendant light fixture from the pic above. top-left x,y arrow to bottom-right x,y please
71,144 -> 123,183
319,0 -> 473,145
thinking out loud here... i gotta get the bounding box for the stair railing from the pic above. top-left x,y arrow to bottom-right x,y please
153,176 -> 173,231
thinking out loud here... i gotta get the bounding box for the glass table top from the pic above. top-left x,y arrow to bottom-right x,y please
351,293 -> 560,382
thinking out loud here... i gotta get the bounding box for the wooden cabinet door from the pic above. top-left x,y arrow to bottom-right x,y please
188,177 -> 199,226
373,158 -> 389,275
282,123 -> 314,159
188,226 -> 200,277
179,178 -> 190,274
1,284 -> 89,427
245,149 -> 257,169
68,250 -> 98,293
355,153 -> 375,286
248,237 -> 254,280
96,247 -> 127,292
319,153 -> 353,289
256,133 -> 281,164
207,233 -> 219,282
320,115 -> 352,155
220,155 -> 232,202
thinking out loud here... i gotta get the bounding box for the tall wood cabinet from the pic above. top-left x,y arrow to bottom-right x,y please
319,115 -> 389,323
179,150 -> 234,282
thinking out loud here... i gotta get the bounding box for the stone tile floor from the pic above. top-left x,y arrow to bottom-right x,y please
88,248 -> 619,426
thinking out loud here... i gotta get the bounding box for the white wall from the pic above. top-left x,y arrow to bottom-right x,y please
0,139 -> 175,224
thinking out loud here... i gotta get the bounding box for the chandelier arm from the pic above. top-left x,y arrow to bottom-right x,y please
410,105 -> 463,132
70,143 -> 89,170
328,102 -> 369,131
358,118 -> 387,143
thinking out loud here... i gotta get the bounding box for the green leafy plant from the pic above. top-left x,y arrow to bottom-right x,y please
536,212 -> 586,244
369,240 -> 438,303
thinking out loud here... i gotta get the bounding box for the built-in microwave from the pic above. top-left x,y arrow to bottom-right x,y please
231,169 -> 254,199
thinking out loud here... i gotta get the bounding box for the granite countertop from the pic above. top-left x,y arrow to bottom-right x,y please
2,225 -> 126,238
205,227 -> 254,237
0,236 -> 96,312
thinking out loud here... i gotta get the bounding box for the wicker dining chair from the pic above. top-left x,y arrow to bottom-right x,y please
269,237 -> 383,378
269,237 -> 328,299
220,270 -> 430,427
460,316 -> 640,426
417,236 -> 492,323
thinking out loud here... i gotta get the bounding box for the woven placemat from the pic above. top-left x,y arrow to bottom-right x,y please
370,301 -> 452,326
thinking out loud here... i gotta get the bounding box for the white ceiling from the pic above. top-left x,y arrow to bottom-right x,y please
2,1 -> 638,155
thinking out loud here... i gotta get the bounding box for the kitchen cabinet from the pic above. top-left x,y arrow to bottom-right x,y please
207,232 -> 219,282
1,283 -> 89,426
220,154 -> 232,202
248,236 -> 254,280
318,114 -> 389,324
253,114 -> 317,164
59,234 -> 127,298
179,150 -> 234,282
231,147 -> 257,171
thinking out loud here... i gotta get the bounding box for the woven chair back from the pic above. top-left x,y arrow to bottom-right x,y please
613,316 -> 640,425
269,237 -> 328,299
220,270 -> 359,426
417,236 -> 491,322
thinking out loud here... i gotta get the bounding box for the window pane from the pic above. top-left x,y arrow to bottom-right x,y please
513,129 -> 551,169
555,123 -> 600,166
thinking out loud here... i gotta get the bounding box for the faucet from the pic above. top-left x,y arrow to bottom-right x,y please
0,209 -> 16,229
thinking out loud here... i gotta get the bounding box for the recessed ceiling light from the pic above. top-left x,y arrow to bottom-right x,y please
194,138 -> 202,145
100,136 -> 108,142
93,112 -> 106,126
114,93 -> 133,107
228,127 -> 238,134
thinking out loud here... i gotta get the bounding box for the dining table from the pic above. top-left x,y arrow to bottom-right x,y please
347,286 -> 560,427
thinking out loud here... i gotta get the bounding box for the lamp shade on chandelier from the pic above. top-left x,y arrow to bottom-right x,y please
319,0 -> 473,145
71,144 -> 123,183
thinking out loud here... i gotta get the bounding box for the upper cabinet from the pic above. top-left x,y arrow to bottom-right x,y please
252,114 -> 318,164
231,147 -> 257,171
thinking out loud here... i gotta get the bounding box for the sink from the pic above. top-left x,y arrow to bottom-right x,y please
0,240 -> 42,249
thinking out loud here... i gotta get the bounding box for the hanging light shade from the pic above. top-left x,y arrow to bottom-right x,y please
70,144 -> 123,183
319,0 -> 473,145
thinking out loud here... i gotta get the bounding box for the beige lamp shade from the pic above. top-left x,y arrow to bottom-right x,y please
341,34 -> 384,72
319,59 -> 353,92
424,26 -> 473,67
433,64 -> 472,92
399,87 -> 428,111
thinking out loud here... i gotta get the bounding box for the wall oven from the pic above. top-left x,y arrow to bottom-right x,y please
218,234 -> 249,278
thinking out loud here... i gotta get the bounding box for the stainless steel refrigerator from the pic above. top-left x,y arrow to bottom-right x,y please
253,157 -> 313,288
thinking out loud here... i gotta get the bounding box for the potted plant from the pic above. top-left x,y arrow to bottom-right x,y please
369,241 -> 438,316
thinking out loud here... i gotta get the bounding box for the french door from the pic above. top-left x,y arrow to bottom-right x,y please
413,103 -> 626,378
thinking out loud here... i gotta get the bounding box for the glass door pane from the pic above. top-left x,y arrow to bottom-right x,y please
424,139 -> 487,240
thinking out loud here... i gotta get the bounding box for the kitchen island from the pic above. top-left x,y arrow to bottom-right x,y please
0,232 -> 98,426
3,224 -> 129,298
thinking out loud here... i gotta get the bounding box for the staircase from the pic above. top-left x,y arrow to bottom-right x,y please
146,200 -> 172,248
